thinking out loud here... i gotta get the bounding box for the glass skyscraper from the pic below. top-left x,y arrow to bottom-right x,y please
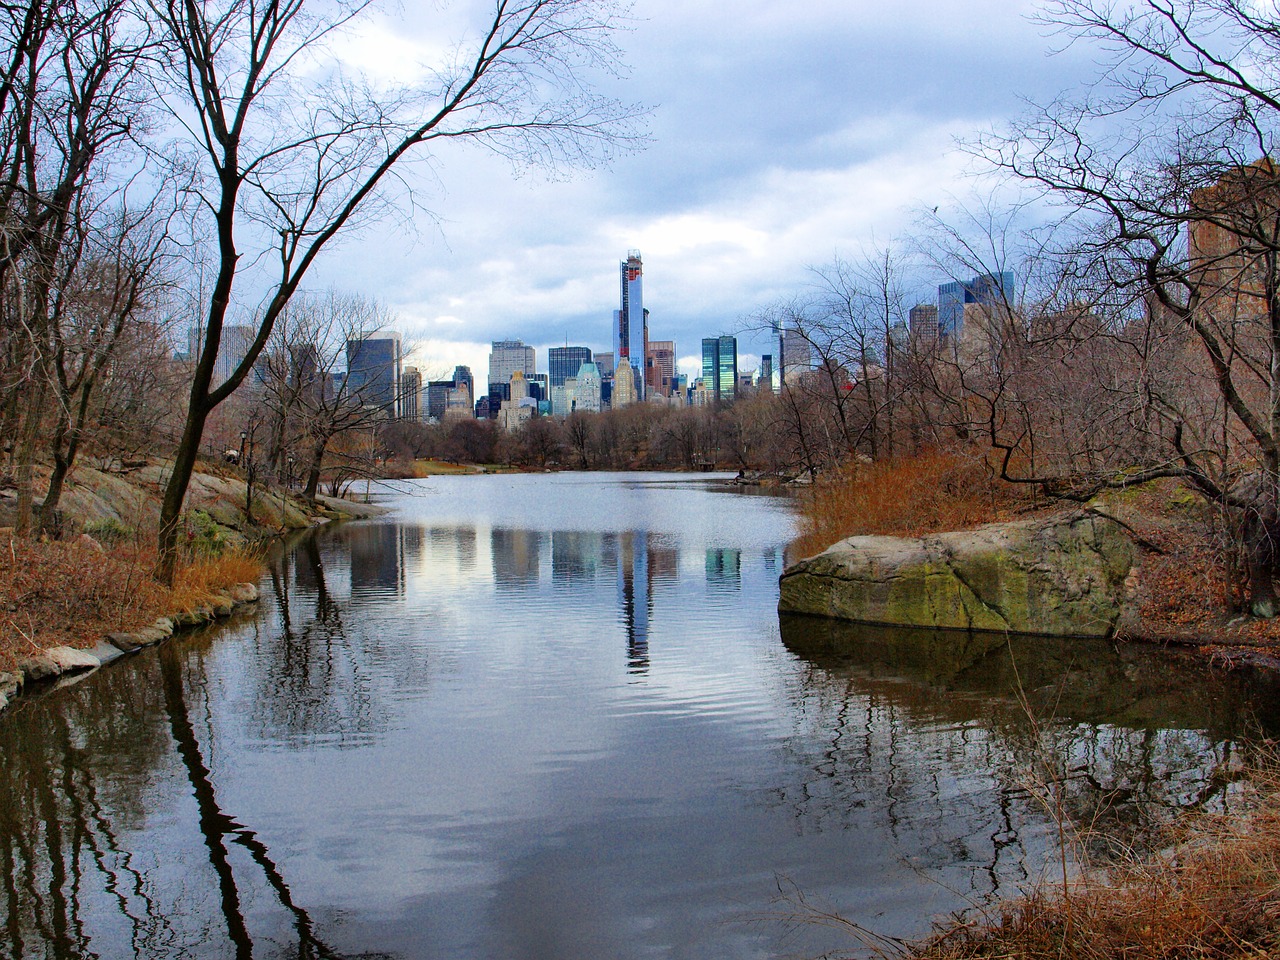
613,250 -> 645,401
548,346 -> 593,389
345,330 -> 402,416
937,272 -> 1015,339
701,335 -> 737,403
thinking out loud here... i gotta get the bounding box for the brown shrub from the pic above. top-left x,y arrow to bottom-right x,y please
0,534 -> 264,672
791,449 -> 1034,559
908,786 -> 1280,960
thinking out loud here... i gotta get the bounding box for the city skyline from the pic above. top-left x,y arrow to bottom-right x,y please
291,1 -> 1095,391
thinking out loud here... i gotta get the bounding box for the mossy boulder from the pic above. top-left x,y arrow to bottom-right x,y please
778,510 -> 1137,638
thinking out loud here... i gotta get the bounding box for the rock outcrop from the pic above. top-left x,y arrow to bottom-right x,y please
778,510 -> 1137,638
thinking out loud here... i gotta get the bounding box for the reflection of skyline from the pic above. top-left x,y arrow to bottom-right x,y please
491,528 -> 543,588
617,530 -> 650,674
348,524 -> 405,598
551,530 -> 606,583
705,548 -> 741,588
9,477 -> 1280,960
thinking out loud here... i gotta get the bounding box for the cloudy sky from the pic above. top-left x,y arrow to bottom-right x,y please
307,0 -> 1097,391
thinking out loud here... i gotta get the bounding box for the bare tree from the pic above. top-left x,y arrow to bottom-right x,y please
976,0 -> 1280,613
37,200 -> 173,532
147,0 -> 643,581
0,0 -> 154,533
259,290 -> 408,501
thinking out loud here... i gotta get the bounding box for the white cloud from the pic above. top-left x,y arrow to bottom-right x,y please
300,0 -> 1097,393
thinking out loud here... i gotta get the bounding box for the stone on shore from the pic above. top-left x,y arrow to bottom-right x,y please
107,632 -> 145,653
18,653 -> 61,683
132,625 -> 170,646
86,639 -> 129,665
0,672 -> 20,699
45,646 -> 101,672
227,582 -> 259,604
778,510 -> 1137,638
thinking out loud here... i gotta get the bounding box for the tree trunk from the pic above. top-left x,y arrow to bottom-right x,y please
155,401 -> 212,584
13,378 -> 48,537
302,437 -> 328,501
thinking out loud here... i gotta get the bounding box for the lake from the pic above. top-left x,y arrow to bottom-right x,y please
3,471 -> 1279,959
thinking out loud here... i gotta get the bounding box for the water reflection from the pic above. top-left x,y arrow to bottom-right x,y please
3,475 -> 1279,959
779,615 -> 1274,874
0,636 -> 379,959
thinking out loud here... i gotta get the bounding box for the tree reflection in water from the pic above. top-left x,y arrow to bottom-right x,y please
776,615 -> 1275,900
0,641 -> 390,958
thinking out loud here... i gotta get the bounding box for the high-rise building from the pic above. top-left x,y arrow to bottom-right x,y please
345,330 -> 402,416
574,361 -> 603,413
908,303 -> 939,342
444,382 -> 473,420
548,346 -> 593,389
759,354 -> 774,392
937,273 -> 1015,339
612,358 -> 639,407
196,324 -> 255,387
401,366 -> 422,421
780,327 -> 811,383
426,380 -> 452,420
613,250 -> 646,401
452,365 -> 474,399
528,372 -> 549,403
645,339 -> 675,396
488,340 -> 535,395
701,336 -> 738,403
594,351 -> 614,377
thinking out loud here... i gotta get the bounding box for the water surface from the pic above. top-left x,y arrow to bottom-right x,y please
3,472 -> 1278,959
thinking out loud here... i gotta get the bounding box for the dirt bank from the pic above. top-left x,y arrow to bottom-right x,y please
0,459 -> 386,711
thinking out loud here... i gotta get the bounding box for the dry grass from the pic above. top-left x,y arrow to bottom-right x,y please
791,450 -> 1035,559
906,785 -> 1280,960
0,534 -> 264,673
407,458 -> 478,477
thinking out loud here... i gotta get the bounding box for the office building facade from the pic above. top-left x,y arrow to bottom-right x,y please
345,330 -> 402,417
779,327 -> 811,383
401,366 -> 422,421
488,340 -> 536,394
937,272 -> 1015,339
645,339 -> 675,397
701,336 -> 738,403
549,346 -> 593,389
908,303 -> 939,342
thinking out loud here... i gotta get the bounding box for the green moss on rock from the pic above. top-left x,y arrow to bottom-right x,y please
779,511 -> 1136,638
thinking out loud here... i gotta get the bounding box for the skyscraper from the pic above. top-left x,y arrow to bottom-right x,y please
701,336 -> 738,403
574,361 -> 602,412
452,365 -> 474,399
345,330 -> 402,416
780,327 -> 811,383
937,272 -> 1015,339
401,366 -> 422,421
645,339 -> 675,396
613,250 -> 646,402
908,303 -> 939,342
548,346 -> 593,388
488,340 -> 536,395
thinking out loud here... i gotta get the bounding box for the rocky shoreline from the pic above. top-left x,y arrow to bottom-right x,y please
0,579 -> 263,715
0,460 -> 395,717
779,508 -> 1136,638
